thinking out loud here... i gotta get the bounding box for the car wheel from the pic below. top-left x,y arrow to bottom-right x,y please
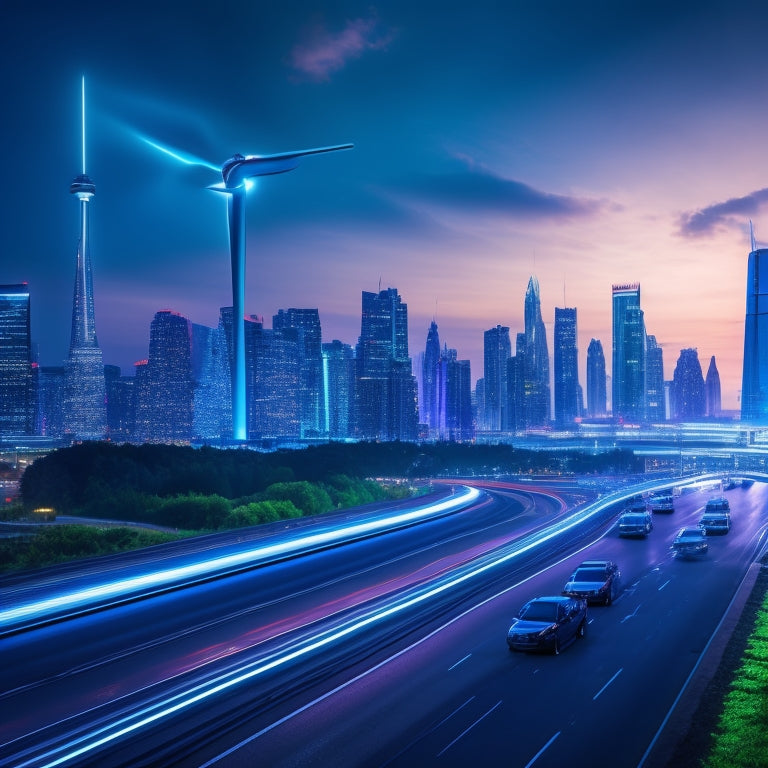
577,620 -> 586,639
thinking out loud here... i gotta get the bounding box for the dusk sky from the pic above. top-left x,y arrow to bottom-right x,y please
3,1 -> 768,411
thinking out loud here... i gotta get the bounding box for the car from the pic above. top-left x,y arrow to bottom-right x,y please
506,596 -> 588,655
704,497 -> 730,513
672,526 -> 708,558
649,493 -> 675,513
699,509 -> 731,535
562,560 -> 622,605
618,510 -> 654,537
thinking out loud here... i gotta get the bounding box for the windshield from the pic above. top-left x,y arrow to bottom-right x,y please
621,514 -> 645,522
572,569 -> 607,582
520,601 -> 558,622
679,528 -> 702,538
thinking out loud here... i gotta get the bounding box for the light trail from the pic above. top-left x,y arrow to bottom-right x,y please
6,473 -> 754,766
0,487 -> 481,632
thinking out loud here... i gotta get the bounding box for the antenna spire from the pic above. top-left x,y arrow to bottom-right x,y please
81,77 -> 86,175
750,219 -> 757,252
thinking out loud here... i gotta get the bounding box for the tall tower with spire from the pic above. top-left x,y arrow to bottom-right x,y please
523,275 -> 550,427
64,78 -> 106,440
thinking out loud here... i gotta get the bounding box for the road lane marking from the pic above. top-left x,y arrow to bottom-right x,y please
524,731 -> 561,768
658,579 -> 671,591
437,700 -> 503,757
593,667 -> 623,700
449,654 -> 472,670
621,603 -> 641,623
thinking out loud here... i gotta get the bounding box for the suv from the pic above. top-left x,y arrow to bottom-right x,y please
699,498 -> 731,535
562,560 -> 621,605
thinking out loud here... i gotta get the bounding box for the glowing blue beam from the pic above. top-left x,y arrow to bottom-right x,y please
139,135 -> 220,173
0,487 -> 481,630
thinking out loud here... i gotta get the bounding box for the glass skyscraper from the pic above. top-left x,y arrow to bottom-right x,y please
422,321 -> 441,433
134,310 -> 194,443
645,335 -> 665,422
0,284 -> 34,436
355,287 -> 416,440
705,356 -> 721,418
322,340 -> 355,439
612,283 -> 645,422
741,247 -> 768,423
523,276 -> 550,428
586,338 -> 607,417
554,307 -> 579,425
671,348 -> 705,420
483,325 -> 511,431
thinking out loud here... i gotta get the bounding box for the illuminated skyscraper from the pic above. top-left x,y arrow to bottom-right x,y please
134,311 -> 194,443
586,338 -> 607,417
191,323 -> 230,441
0,284 -> 34,436
612,283 -> 645,422
522,276 -> 550,428
741,246 -> 768,423
554,307 -> 579,425
705,356 -> 721,418
63,79 -> 106,440
355,287 -> 416,440
483,325 -> 511,431
323,340 -> 355,439
273,308 -> 324,437
671,348 -> 705,420
422,321 -> 441,433
645,335 -> 665,422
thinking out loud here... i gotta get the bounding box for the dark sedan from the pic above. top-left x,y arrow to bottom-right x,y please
562,560 -> 621,605
672,527 -> 708,558
507,596 -> 588,655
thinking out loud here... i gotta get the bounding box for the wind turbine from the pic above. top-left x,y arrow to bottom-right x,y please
142,136 -> 353,442
210,145 -> 353,442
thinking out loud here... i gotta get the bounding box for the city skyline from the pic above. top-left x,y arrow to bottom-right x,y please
4,2 -> 768,411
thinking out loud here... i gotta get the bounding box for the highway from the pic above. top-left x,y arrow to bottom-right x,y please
1,478 -> 766,767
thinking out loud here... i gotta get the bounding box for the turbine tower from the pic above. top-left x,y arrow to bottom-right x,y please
64,77 -> 106,440
211,145 -> 353,442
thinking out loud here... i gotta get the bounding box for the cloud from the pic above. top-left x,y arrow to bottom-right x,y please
389,156 -> 605,220
290,15 -> 394,81
679,187 -> 768,236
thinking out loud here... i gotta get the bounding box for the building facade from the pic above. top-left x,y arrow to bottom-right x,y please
705,355 -> 722,418
554,306 -> 579,425
483,325 -> 511,431
612,283 -> 645,422
522,276 -> 550,428
645,335 -> 665,422
671,348 -> 705,420
586,338 -> 607,417
741,247 -> 768,423
0,284 -> 34,436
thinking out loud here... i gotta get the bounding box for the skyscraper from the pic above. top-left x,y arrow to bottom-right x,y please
645,335 -> 665,422
355,287 -> 416,440
741,246 -> 768,423
323,340 -> 355,439
705,356 -> 721,418
671,348 -> 705,420
422,321 -> 441,433
586,338 -> 607,418
273,308 -> 324,437
522,276 -> 550,428
612,283 -> 645,422
483,325 -> 511,431
191,322 -> 231,441
134,311 -> 194,443
554,307 -> 579,425
0,284 -> 34,436
63,79 -> 106,441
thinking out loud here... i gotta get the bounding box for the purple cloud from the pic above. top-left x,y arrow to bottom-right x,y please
290,16 -> 394,81
392,156 -> 605,220
679,187 -> 768,236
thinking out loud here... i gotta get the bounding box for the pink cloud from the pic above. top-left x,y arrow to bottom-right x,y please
290,16 -> 394,81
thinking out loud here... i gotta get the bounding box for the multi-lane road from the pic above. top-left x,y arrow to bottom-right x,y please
1,477 -> 766,767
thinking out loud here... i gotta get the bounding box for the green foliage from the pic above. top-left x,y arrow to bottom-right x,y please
705,590 -> 768,768
227,499 -> 301,527
264,481 -> 333,517
0,525 -> 181,573
154,494 -> 232,530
